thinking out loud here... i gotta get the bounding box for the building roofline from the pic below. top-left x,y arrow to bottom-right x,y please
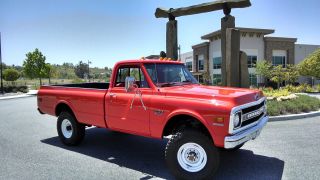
201,27 -> 275,40
264,36 -> 297,42
192,42 -> 210,49
295,43 -> 320,46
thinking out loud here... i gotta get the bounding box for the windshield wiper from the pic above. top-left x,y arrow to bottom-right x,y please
181,80 -> 199,85
157,80 -> 197,87
182,80 -> 192,83
157,82 -> 181,87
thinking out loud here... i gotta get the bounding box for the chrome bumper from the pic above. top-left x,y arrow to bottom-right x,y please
224,115 -> 269,149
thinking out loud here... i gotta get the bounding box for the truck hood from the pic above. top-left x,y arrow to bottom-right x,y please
161,85 -> 262,106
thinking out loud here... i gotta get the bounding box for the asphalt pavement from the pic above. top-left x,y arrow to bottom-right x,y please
0,97 -> 320,180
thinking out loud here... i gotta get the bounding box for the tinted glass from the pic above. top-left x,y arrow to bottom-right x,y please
144,63 -> 198,87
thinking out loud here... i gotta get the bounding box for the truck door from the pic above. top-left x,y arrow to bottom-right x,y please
106,65 -> 152,135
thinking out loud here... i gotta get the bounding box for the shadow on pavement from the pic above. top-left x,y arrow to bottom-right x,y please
41,128 -> 284,180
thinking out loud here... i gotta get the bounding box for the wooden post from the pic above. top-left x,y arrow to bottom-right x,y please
221,15 -> 235,86
225,28 -> 240,87
166,16 -> 178,60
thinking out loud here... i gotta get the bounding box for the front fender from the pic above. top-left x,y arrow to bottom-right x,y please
163,109 -> 217,143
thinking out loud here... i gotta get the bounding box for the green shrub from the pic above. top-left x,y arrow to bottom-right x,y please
284,84 -> 318,93
266,103 -> 281,116
262,88 -> 291,97
3,85 -> 28,93
267,94 -> 320,116
282,101 -> 300,114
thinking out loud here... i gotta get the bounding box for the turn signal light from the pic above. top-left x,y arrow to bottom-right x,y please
213,117 -> 224,123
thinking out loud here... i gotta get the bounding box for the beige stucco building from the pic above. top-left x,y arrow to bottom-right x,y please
181,27 -> 320,86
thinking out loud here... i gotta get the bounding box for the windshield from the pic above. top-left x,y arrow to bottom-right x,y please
144,63 -> 199,87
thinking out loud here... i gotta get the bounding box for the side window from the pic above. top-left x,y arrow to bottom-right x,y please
115,66 -> 149,88
116,67 -> 129,84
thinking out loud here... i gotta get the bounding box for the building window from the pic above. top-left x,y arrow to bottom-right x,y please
185,61 -> 192,72
272,56 -> 286,67
247,56 -> 257,68
213,57 -> 222,69
249,74 -> 257,87
212,74 -> 222,86
198,55 -> 204,71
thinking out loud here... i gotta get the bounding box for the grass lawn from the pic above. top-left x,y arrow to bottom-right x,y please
267,94 -> 320,116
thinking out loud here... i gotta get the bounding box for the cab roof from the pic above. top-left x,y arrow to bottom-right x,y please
115,59 -> 184,66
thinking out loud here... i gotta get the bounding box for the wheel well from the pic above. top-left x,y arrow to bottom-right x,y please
162,115 -> 212,140
55,103 -> 75,117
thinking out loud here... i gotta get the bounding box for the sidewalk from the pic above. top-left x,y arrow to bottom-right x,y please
0,90 -> 38,100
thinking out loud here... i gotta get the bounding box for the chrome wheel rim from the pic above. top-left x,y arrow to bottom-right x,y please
177,142 -> 207,172
61,119 -> 73,138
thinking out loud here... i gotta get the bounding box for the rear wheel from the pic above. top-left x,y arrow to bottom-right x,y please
165,129 -> 220,179
57,111 -> 85,146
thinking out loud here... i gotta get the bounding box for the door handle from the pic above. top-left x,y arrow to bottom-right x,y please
110,93 -> 117,98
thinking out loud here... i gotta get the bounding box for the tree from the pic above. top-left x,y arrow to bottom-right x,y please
299,48 -> 320,79
285,64 -> 300,85
23,48 -> 47,85
104,67 -> 112,78
3,69 -> 20,84
270,65 -> 287,89
56,62 -> 76,79
255,60 -> 272,86
44,63 -> 58,84
74,61 -> 89,79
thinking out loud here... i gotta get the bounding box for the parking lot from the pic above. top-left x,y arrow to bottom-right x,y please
1,97 -> 319,180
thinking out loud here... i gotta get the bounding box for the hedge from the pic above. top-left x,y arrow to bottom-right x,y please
267,95 -> 320,116
3,85 -> 29,93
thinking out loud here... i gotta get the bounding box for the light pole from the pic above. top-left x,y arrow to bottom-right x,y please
0,32 -> 4,94
88,60 -> 91,82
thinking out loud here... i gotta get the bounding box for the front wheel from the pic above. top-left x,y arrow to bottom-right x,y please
57,111 -> 85,146
165,129 -> 220,179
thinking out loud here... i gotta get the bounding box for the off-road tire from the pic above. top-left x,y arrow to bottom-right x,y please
165,128 -> 220,180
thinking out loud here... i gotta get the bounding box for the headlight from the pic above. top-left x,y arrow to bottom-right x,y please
233,112 -> 242,128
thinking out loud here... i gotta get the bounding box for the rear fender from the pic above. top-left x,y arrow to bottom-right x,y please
55,100 -> 77,119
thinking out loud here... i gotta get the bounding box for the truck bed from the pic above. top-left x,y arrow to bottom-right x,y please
52,82 -> 109,89
38,82 -> 109,128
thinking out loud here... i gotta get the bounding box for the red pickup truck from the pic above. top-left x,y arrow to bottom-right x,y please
38,59 -> 268,179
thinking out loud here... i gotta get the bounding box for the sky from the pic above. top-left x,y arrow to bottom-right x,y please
1,0 -> 320,68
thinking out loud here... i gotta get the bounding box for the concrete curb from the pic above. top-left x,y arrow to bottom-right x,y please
269,110 -> 320,121
0,94 -> 36,100
0,90 -> 38,100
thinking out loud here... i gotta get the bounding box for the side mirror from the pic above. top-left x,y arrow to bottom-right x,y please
125,76 -> 137,92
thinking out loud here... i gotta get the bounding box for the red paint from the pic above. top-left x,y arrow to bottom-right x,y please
38,59 -> 263,147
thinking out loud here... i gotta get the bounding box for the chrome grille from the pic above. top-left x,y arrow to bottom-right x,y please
241,100 -> 266,127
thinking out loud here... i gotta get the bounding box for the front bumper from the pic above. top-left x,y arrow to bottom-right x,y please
224,115 -> 269,149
